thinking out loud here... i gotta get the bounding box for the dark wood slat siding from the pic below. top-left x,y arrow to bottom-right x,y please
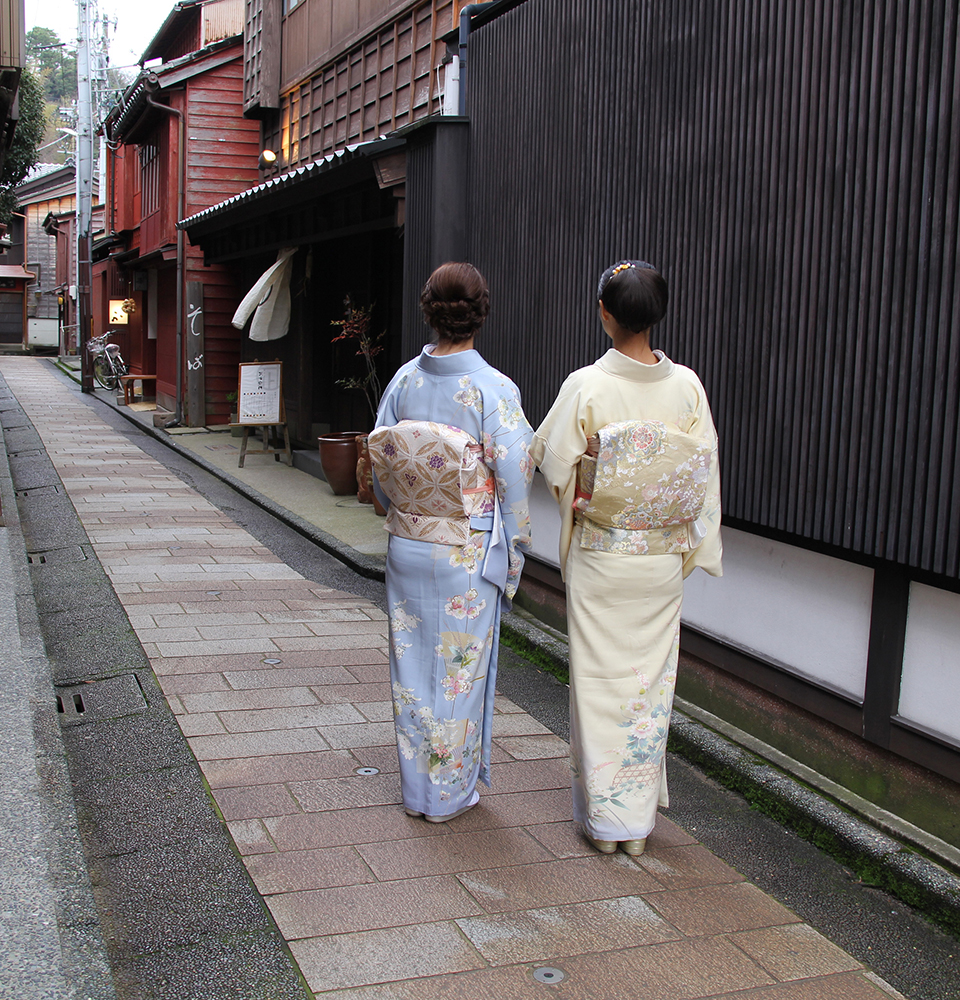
449,0 -> 960,581
184,59 -> 262,222
263,0 -> 462,170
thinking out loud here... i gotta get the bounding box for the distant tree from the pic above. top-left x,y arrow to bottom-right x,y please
26,26 -> 78,104
0,70 -> 47,224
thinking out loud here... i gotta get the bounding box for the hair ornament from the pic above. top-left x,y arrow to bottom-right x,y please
610,262 -> 635,278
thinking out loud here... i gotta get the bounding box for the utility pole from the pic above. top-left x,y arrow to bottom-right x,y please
76,0 -> 94,392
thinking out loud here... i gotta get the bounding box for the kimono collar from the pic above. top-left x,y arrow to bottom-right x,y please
416,345 -> 489,376
596,347 -> 675,382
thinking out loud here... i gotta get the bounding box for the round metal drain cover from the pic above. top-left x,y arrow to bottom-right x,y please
355,767 -> 380,775
262,658 -> 282,664
206,591 -> 221,596
533,967 -> 565,984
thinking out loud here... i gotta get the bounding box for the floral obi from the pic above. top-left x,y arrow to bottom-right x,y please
368,419 -> 496,545
574,419 -> 711,555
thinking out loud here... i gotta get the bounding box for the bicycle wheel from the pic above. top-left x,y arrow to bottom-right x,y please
93,355 -> 119,390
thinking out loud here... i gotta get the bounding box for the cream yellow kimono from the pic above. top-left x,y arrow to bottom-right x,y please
531,348 -> 721,841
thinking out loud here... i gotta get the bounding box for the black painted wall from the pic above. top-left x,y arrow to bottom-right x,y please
404,0 -> 960,582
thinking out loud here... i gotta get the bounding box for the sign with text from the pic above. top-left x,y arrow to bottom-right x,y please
237,362 -> 283,424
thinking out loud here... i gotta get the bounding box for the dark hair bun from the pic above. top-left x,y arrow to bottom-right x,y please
598,260 -> 669,333
420,262 -> 490,342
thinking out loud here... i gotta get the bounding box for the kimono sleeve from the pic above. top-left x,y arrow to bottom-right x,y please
682,377 -> 723,579
481,376 -> 534,604
529,373 -> 590,573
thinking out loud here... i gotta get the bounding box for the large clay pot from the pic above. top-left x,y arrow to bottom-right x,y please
318,431 -> 364,494
355,434 -> 387,516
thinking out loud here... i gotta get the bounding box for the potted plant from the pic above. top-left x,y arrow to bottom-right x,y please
319,296 -> 386,505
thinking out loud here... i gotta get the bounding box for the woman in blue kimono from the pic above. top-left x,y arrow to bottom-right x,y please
371,262 -> 534,822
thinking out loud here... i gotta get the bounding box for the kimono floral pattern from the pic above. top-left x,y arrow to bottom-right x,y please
573,618 -> 681,836
375,348 -> 534,817
572,419 -> 713,553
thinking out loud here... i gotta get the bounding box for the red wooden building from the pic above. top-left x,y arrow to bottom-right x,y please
96,0 -> 260,424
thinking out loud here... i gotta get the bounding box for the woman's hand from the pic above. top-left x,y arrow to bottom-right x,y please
585,434 -> 600,457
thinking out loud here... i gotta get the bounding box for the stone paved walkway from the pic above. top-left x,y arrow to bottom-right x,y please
2,358 -> 903,999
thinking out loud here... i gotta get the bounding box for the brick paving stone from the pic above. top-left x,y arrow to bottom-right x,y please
311,965 -> 553,1000
644,882 -> 802,936
357,828 -> 555,880
267,874 -> 485,940
557,936 -> 776,999
179,688 -> 321,713
203,750 -> 360,789
245,846 -> 377,894
177,712 -> 228,737
266,806 -> 448,852
219,703 -> 366,733
213,783 -> 303,821
727,924 -> 864,981
189,729 -> 332,760
318,720 -> 397,749
289,773 -> 402,812
289,922 -> 487,993
487,757 -> 572,793
637,843 -> 747,889
225,819 -> 275,855
456,855 -> 664,912
457,894 -> 680,965
494,734 -> 570,759
705,975 -> 900,999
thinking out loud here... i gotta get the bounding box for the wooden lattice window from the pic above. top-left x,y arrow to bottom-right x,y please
139,142 -> 161,217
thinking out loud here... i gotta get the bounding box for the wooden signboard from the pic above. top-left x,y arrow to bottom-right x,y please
237,361 -> 282,424
233,361 -> 292,467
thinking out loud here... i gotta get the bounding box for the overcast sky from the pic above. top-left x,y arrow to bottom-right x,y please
25,0 -> 169,69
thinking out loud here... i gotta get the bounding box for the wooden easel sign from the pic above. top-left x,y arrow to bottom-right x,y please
234,361 -> 292,467
237,361 -> 283,424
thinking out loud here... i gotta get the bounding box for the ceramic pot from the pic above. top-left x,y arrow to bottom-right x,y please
318,431 -> 364,494
355,434 -> 387,516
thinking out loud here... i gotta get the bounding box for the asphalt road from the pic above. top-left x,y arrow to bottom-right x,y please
63,386 -> 960,1000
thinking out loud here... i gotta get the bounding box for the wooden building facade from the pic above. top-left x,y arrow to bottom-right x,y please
99,1 -> 260,423
182,0 -> 470,441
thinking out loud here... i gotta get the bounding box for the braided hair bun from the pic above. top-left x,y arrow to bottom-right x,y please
420,262 -> 490,343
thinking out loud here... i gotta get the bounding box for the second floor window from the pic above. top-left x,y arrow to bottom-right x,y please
140,142 -> 160,217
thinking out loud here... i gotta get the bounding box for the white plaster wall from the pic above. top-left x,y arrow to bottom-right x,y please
27,319 -> 58,347
681,527 -> 874,700
898,583 -> 960,744
528,470 -> 562,569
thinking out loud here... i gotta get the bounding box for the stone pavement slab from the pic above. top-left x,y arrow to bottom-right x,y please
1,359 -> 904,999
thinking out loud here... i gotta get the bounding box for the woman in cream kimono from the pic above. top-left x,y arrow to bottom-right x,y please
531,260 -> 722,856
371,263 -> 533,823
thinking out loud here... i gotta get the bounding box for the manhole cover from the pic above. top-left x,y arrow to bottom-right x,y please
56,674 -> 148,726
533,968 -> 565,984
27,546 -> 88,565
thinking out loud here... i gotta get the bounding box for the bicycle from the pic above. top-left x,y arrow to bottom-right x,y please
87,332 -> 129,391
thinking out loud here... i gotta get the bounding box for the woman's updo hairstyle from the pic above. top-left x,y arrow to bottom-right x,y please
597,260 -> 669,334
420,262 -> 490,342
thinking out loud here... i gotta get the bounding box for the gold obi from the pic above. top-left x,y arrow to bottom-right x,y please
574,419 -> 711,555
367,419 -> 496,545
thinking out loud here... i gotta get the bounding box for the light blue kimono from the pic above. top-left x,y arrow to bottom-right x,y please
373,346 -> 533,818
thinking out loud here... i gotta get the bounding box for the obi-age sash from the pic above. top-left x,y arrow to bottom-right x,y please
368,419 -> 511,592
574,419 -> 711,555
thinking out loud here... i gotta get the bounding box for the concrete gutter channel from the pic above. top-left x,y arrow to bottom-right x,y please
53,362 -> 960,943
